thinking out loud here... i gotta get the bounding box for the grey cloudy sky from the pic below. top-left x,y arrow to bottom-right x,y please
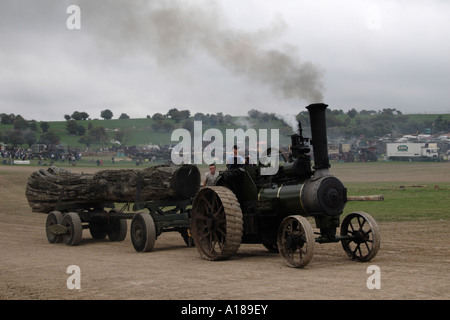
1,0 -> 449,121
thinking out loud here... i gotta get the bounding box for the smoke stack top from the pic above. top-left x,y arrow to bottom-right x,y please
306,103 -> 330,170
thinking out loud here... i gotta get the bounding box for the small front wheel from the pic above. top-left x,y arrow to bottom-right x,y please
277,215 -> 315,268
340,211 -> 380,262
131,213 -> 156,252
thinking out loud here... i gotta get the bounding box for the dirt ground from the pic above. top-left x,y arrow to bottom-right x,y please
1,163 -> 449,300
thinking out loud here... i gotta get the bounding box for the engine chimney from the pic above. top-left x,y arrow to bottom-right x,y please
306,103 -> 330,171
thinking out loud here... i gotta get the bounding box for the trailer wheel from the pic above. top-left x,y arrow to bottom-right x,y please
277,215 -> 315,268
89,216 -> 108,240
131,212 -> 156,252
46,211 -> 64,243
340,211 -> 380,262
62,212 -> 83,246
191,186 -> 243,261
107,211 -> 127,242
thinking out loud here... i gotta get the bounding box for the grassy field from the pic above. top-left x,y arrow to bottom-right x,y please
344,182 -> 449,222
330,161 -> 450,222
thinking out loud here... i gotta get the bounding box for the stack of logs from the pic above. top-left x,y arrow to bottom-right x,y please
25,165 -> 201,213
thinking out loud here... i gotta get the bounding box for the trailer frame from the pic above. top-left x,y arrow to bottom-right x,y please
45,198 -> 194,251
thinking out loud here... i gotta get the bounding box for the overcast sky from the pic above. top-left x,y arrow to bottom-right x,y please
1,0 -> 449,121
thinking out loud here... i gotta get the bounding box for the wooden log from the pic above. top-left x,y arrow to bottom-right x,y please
25,165 -> 200,213
347,195 -> 384,201
399,185 -> 427,188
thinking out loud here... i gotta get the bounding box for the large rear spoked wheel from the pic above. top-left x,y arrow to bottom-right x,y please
191,186 -> 243,261
277,215 -> 315,268
340,211 -> 380,262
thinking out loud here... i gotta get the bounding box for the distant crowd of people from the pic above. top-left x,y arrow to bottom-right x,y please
0,146 -> 82,165
1,147 -> 28,164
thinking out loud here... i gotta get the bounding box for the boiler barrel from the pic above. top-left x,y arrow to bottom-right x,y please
258,175 -> 347,216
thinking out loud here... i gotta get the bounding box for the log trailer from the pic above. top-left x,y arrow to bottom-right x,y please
29,165 -> 200,252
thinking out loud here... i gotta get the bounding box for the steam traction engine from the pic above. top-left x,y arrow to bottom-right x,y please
190,103 -> 380,267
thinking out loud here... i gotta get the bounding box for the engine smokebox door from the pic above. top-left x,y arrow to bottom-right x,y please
301,176 -> 347,216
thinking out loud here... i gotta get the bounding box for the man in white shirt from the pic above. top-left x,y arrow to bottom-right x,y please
226,145 -> 245,170
203,163 -> 220,186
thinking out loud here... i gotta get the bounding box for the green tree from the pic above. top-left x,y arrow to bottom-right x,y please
347,108 -> 358,118
100,109 -> 113,120
167,108 -> 191,123
194,112 -> 205,121
40,122 -> 50,133
66,120 -> 85,135
91,127 -> 109,144
29,121 -> 38,132
224,114 -> 233,125
166,108 -> 179,118
23,129 -> 37,147
71,111 -> 83,120
5,129 -> 24,146
434,115 -> 449,132
13,115 -> 29,130
179,109 -> 191,120
152,113 -> 164,121
80,112 -> 89,120
207,114 -> 218,126
182,119 -> 194,133
248,109 -> 261,119
79,126 -> 108,146
37,131 -> 60,147
163,122 -> 175,132
0,113 -> 14,124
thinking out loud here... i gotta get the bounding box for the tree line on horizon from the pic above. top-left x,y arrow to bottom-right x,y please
1,107 -> 449,149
